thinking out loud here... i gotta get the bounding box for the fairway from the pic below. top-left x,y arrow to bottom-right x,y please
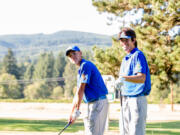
0,118 -> 180,135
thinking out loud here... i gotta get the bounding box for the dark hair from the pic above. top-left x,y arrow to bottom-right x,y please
118,27 -> 137,47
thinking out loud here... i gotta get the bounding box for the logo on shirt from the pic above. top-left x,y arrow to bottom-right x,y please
135,62 -> 141,72
82,74 -> 88,82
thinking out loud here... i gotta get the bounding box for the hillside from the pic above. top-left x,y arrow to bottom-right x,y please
0,30 -> 112,60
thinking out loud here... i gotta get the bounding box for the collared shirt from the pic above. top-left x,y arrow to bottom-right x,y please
77,59 -> 108,103
120,48 -> 151,96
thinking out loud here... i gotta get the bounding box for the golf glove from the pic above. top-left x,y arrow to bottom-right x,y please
72,109 -> 81,120
115,76 -> 125,90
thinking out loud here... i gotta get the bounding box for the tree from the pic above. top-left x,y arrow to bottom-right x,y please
2,48 -> 20,79
0,73 -> 21,99
0,62 -> 3,74
24,64 -> 34,80
32,52 -> 56,95
82,50 -> 94,62
53,52 -> 66,78
63,62 -> 77,98
93,40 -> 125,78
18,63 -> 26,79
24,81 -> 51,99
33,52 -> 55,79
53,52 -> 66,86
51,86 -> 64,99
92,0 -> 180,103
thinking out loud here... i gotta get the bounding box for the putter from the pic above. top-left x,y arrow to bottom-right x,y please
120,90 -> 125,135
58,121 -> 71,135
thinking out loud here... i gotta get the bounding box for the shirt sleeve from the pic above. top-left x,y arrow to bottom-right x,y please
134,53 -> 147,74
80,63 -> 91,84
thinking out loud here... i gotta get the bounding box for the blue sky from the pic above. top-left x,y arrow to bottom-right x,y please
0,0 -> 121,36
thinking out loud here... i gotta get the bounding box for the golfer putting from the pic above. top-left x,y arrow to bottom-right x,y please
65,46 -> 109,135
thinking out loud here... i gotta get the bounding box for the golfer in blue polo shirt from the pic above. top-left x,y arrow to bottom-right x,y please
116,28 -> 151,135
66,46 -> 108,135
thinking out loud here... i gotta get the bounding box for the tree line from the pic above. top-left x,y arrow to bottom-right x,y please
0,0 -> 180,104
0,48 -> 94,100
0,43 -> 180,103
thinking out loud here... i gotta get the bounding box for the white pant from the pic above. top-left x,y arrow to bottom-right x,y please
84,98 -> 109,135
119,96 -> 147,135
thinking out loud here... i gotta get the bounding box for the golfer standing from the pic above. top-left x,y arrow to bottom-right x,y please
66,46 -> 109,135
116,28 -> 151,135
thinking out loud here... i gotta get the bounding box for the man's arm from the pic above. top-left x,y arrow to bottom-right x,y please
76,83 -> 86,110
69,83 -> 86,123
123,72 -> 146,83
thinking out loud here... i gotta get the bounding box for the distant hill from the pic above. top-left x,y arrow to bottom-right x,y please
0,30 -> 112,61
0,30 -> 112,48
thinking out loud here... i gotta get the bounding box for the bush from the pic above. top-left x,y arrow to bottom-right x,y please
0,73 -> 21,99
51,86 -> 64,99
24,81 -> 51,99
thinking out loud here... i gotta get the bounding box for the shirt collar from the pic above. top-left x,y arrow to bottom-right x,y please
125,48 -> 138,59
130,47 -> 138,54
80,59 -> 85,66
78,59 -> 86,74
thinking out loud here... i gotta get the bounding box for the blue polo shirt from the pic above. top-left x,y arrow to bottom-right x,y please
120,48 -> 151,96
77,59 -> 108,103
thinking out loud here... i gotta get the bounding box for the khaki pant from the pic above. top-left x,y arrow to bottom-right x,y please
119,96 -> 147,135
84,98 -> 109,135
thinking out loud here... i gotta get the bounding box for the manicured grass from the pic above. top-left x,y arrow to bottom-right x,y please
0,119 -> 83,132
146,121 -> 180,135
0,119 -> 180,135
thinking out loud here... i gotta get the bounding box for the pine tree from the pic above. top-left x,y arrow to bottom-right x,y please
54,52 -> 66,78
33,52 -> 55,79
92,0 -> 180,103
63,62 -> 77,98
18,63 -> 26,79
24,64 -> 34,80
33,52 -> 55,92
93,40 -> 126,78
2,49 -> 20,79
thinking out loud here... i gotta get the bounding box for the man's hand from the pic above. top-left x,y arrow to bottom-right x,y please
115,76 -> 125,90
72,109 -> 81,119
69,109 -> 81,124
